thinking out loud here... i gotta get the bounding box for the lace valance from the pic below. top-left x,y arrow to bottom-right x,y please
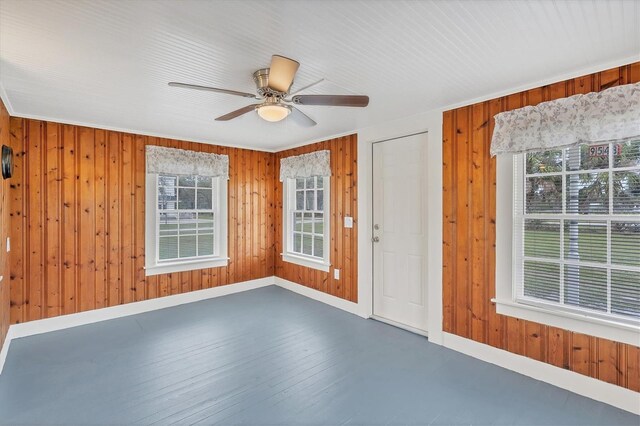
490,82 -> 640,156
279,150 -> 331,182
146,146 -> 229,178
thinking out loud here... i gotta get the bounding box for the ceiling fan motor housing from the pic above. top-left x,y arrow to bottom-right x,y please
253,68 -> 288,99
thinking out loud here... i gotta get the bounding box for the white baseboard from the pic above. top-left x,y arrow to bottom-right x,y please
0,277 -> 274,375
274,276 -> 367,318
441,332 -> 640,415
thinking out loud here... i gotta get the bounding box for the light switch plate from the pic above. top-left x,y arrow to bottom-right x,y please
334,269 -> 340,280
6,237 -> 9,252
344,216 -> 353,228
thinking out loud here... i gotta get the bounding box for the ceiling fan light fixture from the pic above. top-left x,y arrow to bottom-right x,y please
257,104 -> 291,122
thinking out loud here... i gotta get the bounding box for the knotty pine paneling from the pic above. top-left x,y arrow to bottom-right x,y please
443,62 -> 640,390
0,99 -> 10,351
8,118 -> 276,324
274,135 -> 358,302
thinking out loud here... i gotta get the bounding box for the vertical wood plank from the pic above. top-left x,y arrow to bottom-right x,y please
107,132 -> 121,307
45,123 -> 62,317
94,130 -> 107,308
78,127 -> 96,312
26,120 -> 44,322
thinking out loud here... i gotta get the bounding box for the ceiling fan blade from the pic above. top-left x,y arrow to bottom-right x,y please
290,107 -> 317,127
168,82 -> 257,99
291,94 -> 369,107
268,55 -> 300,93
215,104 -> 257,121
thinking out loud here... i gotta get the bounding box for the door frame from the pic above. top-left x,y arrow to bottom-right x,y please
370,131 -> 429,334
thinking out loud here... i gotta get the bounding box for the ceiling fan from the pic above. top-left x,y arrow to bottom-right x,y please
168,55 -> 369,127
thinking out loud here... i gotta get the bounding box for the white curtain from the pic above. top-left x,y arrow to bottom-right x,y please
490,82 -> 640,156
279,150 -> 331,182
146,145 -> 229,178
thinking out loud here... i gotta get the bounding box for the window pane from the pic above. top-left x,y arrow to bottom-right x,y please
303,212 -> 313,233
302,234 -> 313,256
295,178 -> 304,189
564,265 -> 607,312
305,177 -> 314,189
159,236 -> 178,260
566,145 -> 609,171
613,140 -> 640,168
563,220 -> 607,264
179,235 -> 197,258
197,189 -> 213,210
316,190 -> 324,211
158,213 -> 178,236
523,261 -> 560,302
293,212 -> 303,232
524,219 -> 560,258
197,176 -> 212,188
159,175 -> 177,187
565,173 -> 609,214
305,190 -> 314,210
611,222 -> 640,266
526,150 -> 563,174
158,175 -> 177,210
613,171 -> 640,214
611,270 -> 640,318
178,188 -> 196,209
317,177 -> 324,189
178,175 -> 196,187
296,191 -> 304,210
313,212 -> 324,235
198,234 -> 214,256
293,232 -> 302,253
198,212 -> 214,223
179,212 -> 197,232
313,236 -> 323,258
526,176 -> 562,213
197,213 -> 214,234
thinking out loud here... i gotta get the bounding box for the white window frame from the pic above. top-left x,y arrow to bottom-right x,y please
145,173 -> 228,276
494,153 -> 640,347
282,176 -> 331,272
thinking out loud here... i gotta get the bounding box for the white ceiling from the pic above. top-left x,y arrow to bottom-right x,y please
1,0 -> 639,151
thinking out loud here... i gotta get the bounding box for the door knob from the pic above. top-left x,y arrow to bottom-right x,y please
372,236 -> 380,243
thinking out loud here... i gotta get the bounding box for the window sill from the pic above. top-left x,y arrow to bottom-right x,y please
492,298 -> 640,346
281,253 -> 330,272
145,257 -> 229,276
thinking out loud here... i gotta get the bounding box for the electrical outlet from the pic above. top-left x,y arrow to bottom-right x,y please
344,216 -> 353,228
334,269 -> 340,280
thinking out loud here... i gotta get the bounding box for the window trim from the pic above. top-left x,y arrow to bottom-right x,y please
145,173 -> 228,276
281,176 -> 331,272
494,153 -> 640,346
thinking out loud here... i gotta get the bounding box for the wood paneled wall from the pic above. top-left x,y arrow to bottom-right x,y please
0,99 -> 10,350
7,118 -> 276,324
274,135 -> 358,302
443,62 -> 640,391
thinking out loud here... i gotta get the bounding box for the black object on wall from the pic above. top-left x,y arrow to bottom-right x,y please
1,145 -> 13,179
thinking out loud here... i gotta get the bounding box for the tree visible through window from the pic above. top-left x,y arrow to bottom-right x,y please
517,140 -> 640,322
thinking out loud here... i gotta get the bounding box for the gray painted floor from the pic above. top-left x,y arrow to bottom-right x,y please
0,286 -> 637,425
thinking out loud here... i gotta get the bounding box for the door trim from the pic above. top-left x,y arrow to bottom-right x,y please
370,131 -> 429,332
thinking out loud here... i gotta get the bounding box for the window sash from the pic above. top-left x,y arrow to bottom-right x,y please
513,143 -> 640,326
285,176 -> 329,262
156,174 -> 219,263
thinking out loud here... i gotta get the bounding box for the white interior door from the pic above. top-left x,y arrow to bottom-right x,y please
372,133 -> 427,332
